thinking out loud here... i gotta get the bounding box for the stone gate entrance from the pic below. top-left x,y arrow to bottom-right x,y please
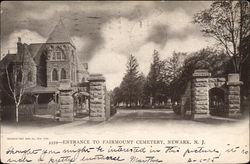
57,74 -> 110,122
209,87 -> 227,117
181,69 -> 243,119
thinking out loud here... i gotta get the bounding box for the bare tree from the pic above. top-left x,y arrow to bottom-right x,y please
193,0 -> 250,73
5,60 -> 26,122
1,43 -> 33,122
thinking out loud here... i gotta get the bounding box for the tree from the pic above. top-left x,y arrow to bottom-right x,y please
111,87 -> 123,106
169,48 -> 230,101
5,62 -> 26,122
145,50 -> 165,106
193,0 -> 250,74
161,52 -> 187,101
161,52 -> 187,86
136,72 -> 147,106
0,45 -> 33,122
120,54 -> 140,107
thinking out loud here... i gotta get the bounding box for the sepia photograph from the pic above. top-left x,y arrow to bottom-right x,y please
0,1 -> 249,163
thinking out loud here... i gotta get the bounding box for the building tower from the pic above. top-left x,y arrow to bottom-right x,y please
45,19 -> 77,87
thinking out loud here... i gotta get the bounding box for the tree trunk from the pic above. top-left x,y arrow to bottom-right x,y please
232,56 -> 239,73
15,105 -> 19,123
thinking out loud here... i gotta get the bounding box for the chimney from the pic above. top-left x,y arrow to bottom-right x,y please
17,37 -> 23,61
83,63 -> 88,70
18,37 -> 21,43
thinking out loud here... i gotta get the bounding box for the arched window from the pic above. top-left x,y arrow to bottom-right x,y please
27,71 -> 32,82
52,69 -> 58,81
71,54 -> 74,62
61,68 -> 66,79
71,50 -> 74,63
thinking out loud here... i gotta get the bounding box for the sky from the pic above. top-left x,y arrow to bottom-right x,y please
0,1 -> 215,90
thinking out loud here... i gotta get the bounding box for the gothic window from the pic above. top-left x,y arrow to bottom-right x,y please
61,68 -> 66,79
56,51 -> 62,60
71,50 -> 74,62
62,53 -> 66,60
51,49 -> 66,61
27,72 -> 32,82
52,53 -> 56,60
52,69 -> 58,81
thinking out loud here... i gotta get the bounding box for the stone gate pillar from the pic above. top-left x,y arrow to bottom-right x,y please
191,69 -> 211,119
58,82 -> 74,122
88,74 -> 107,121
227,73 -> 243,118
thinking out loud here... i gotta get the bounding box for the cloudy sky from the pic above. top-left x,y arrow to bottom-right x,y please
1,1 -> 215,90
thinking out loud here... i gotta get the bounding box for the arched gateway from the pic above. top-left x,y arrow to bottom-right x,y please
58,74 -> 110,122
181,69 -> 243,119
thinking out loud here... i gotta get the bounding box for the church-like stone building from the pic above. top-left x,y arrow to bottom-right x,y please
0,20 -> 110,122
22,20 -> 89,91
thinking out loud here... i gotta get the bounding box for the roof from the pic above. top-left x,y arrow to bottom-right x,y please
76,54 -> 88,73
0,53 -> 17,69
46,19 -> 75,47
25,86 -> 57,94
28,43 -> 44,58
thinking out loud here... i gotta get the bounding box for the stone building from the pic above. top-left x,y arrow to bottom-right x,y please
0,20 -> 110,122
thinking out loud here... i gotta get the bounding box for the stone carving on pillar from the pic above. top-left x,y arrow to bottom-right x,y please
227,73 -> 243,118
88,74 -> 108,121
58,81 -> 74,122
191,69 -> 211,119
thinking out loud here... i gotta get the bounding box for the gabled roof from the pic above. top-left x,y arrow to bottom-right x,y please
46,19 -> 75,47
28,43 -> 44,58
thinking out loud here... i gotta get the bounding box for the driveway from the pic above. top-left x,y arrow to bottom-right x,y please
108,109 -> 182,123
1,108 -> 244,134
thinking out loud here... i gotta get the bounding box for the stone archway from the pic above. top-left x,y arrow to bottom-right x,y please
209,87 -> 227,117
190,69 -> 243,119
72,91 -> 89,118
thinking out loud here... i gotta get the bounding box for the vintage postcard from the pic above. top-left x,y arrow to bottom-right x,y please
0,1 -> 249,163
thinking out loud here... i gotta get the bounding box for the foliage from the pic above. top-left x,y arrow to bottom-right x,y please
193,0 -> 250,73
169,48 -> 230,101
117,55 -> 145,107
111,48 -> 230,108
161,52 -> 187,85
144,50 -> 166,105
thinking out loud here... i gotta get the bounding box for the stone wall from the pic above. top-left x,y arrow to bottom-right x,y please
191,70 -> 211,119
58,82 -> 74,122
227,74 -> 243,118
208,78 -> 227,89
88,74 -> 109,121
23,44 -> 37,88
